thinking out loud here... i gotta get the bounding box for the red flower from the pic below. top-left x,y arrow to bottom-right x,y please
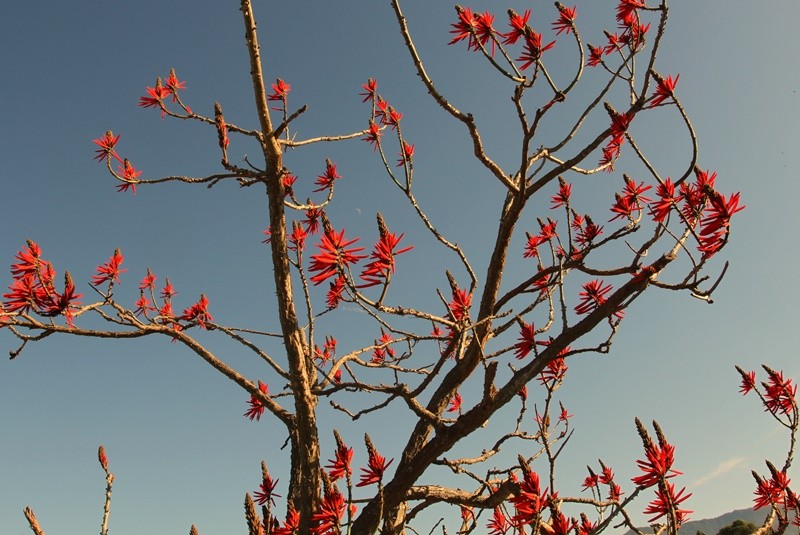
93,131 -> 123,164
282,173 -> 297,197
610,176 -> 652,221
587,44 -> 604,67
396,142 -> 414,167
326,437 -> 353,481
164,68 -> 186,102
582,467 -> 599,490
139,269 -> 157,291
313,160 -> 342,192
523,234 -> 547,259
549,510 -> 576,535
383,107 -> 403,130
359,226 -> 413,287
575,216 -> 603,246
514,322 -> 536,359
138,79 -> 171,116
304,207 -> 324,235
511,468 -> 550,525
632,439 -> 682,488
449,286 -> 472,322
287,222 -> 307,253
643,482 -> 692,524
447,392 -> 463,413
558,402 -> 573,422
517,31 -> 555,69
754,469 -> 791,510
115,159 -> 142,194
10,240 -> 47,279
244,381 -> 269,421
181,294 -> 212,329
92,249 -> 126,286
326,275 -> 347,309
551,179 -> 572,209
552,5 -> 577,35
502,9 -> 531,45
449,7 -> 479,48
273,508 -> 299,535
160,278 -> 177,300
738,369 -> 756,395
362,121 -> 382,151
575,279 -> 623,318
649,178 -> 680,223
649,74 -> 679,108
309,227 -> 366,285
487,507 -> 511,535
357,437 -> 393,487
311,487 -> 345,535
268,78 -> 291,101
134,294 -> 155,317
254,468 -> 281,506
764,368 -> 797,415
474,11 -> 497,55
538,356 -> 568,386
360,78 -> 378,102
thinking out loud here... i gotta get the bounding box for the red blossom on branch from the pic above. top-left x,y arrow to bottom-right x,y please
643,482 -> 692,524
487,506 -> 511,535
359,217 -> 413,288
502,9 -> 531,45
138,78 -> 171,117
649,73 -> 679,108
313,160 -> 343,192
164,68 -> 186,102
93,131 -> 123,164
357,435 -> 393,487
92,249 -> 126,286
268,78 -> 291,102
310,487 -> 345,535
447,392 -> 463,413
244,380 -> 269,421
254,467 -> 281,507
517,31 -> 555,69
360,78 -> 378,102
309,227 -> 366,286
180,294 -> 212,329
575,280 -> 622,318
326,432 -> 353,482
396,142 -> 414,167
552,4 -> 577,36
514,322 -> 536,359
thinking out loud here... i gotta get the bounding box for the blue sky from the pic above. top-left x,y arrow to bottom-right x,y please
1,1 -> 799,533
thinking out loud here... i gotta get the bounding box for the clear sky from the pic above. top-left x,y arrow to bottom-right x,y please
1,1 -> 799,534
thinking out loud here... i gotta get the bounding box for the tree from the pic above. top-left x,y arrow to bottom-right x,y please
3,1 -> 750,535
717,519 -> 758,535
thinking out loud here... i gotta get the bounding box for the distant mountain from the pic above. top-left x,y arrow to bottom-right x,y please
676,507 -> 769,535
627,506 -> 798,535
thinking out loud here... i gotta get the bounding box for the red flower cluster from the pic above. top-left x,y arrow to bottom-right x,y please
326,435 -> 353,482
514,322 -> 536,359
180,294 -> 213,329
575,279 -> 624,319
632,439 -> 682,489
600,109 -> 635,170
552,5 -> 577,36
359,223 -> 413,288
244,380 -> 269,421
357,438 -> 393,487
649,73 -> 680,108
311,487 -> 345,535
268,78 -> 291,105
3,241 -> 83,327
313,160 -> 343,193
510,468 -> 550,526
643,482 -> 692,524
254,467 -> 280,507
753,467 -> 792,510
92,248 -> 126,286
308,227 -> 366,286
609,176 -> 652,222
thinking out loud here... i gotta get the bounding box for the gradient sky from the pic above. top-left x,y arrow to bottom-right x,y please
2,1 -> 799,534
